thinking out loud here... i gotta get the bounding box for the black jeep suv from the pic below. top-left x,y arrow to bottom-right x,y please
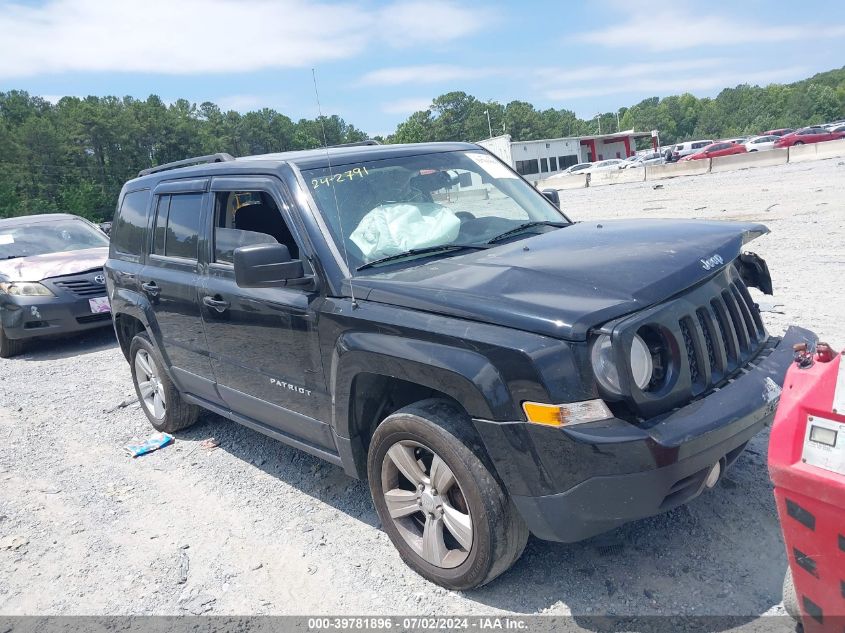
105,143 -> 814,589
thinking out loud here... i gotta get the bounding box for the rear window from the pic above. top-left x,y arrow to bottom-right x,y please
111,189 -> 151,257
151,193 -> 202,260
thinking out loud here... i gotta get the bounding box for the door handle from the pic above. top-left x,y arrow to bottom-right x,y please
141,281 -> 160,296
202,295 -> 230,313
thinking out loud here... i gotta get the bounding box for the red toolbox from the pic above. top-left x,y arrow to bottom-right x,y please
769,344 -> 845,631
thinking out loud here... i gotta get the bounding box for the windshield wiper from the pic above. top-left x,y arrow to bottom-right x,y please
486,221 -> 569,244
356,243 -> 488,271
1,255 -> 22,260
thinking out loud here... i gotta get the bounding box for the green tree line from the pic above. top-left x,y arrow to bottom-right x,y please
1,66 -> 843,221
0,93 -> 366,221
389,66 -> 845,147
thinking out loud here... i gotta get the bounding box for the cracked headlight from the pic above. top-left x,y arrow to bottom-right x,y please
591,333 -> 653,395
0,282 -> 55,297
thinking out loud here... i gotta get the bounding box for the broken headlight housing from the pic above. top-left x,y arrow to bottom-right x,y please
591,333 -> 653,396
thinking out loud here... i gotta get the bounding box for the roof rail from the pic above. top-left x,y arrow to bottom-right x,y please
138,153 -> 235,177
327,139 -> 381,148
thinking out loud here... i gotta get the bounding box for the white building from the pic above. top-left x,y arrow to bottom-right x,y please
478,131 -> 657,183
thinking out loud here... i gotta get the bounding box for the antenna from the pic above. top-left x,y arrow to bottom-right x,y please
312,68 -> 357,309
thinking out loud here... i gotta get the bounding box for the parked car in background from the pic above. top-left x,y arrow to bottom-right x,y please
557,162 -> 592,176
773,127 -> 845,148
763,128 -> 794,137
744,135 -> 779,152
0,213 -> 111,357
672,140 -> 713,159
588,159 -> 625,172
547,159 -> 623,180
828,124 -> 845,134
622,152 -> 665,168
681,142 -> 747,161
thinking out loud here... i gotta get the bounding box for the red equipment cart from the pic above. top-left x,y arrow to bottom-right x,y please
769,343 -> 845,632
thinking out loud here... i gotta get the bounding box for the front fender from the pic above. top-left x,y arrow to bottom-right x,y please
331,331 -> 515,439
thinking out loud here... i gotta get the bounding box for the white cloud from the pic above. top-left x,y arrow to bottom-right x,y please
0,0 -> 494,79
361,64 -> 502,86
543,66 -> 808,101
378,1 -> 496,48
577,4 -> 845,52
380,97 -> 432,114
534,59 -> 727,84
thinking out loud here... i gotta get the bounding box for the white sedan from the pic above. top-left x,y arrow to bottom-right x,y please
744,135 -> 779,152
621,152 -> 665,169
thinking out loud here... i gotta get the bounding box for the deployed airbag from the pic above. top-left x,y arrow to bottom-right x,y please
350,202 -> 460,262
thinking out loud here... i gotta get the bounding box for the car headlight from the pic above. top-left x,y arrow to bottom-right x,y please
0,281 -> 55,297
591,333 -> 654,395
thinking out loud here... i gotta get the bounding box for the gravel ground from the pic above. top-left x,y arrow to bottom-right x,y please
0,157 -> 842,623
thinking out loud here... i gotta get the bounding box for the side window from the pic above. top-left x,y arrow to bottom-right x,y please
111,189 -> 150,257
212,191 -> 299,265
152,195 -> 170,255
151,192 -> 202,260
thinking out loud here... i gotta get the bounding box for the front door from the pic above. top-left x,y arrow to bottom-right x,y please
199,177 -> 332,450
141,180 -> 219,403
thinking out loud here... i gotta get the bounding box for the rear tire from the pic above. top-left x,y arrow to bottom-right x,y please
129,332 -> 199,433
0,326 -> 24,359
793,141 -> 804,145
367,399 -> 528,590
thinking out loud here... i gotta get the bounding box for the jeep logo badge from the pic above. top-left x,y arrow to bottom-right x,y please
700,254 -> 724,271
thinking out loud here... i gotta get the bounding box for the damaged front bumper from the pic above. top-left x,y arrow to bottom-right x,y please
474,325 -> 816,542
0,293 -> 111,341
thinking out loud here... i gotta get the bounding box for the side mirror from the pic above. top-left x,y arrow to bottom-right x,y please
541,189 -> 560,207
233,243 -> 304,288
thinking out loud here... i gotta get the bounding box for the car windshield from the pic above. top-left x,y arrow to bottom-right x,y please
0,218 -> 108,260
302,150 -> 569,272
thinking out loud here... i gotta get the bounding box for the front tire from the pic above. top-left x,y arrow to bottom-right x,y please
0,326 -> 24,359
367,399 -> 528,590
783,568 -> 800,621
793,141 -> 804,145
129,332 -> 199,433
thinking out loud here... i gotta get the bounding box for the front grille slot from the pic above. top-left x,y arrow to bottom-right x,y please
722,288 -> 750,353
697,309 -> 718,374
54,274 -> 106,298
76,313 -> 111,324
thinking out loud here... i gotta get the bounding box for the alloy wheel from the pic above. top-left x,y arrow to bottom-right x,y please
135,349 -> 166,420
381,440 -> 473,568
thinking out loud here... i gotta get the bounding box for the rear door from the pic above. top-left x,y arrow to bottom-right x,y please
140,179 -> 219,403
198,176 -> 333,450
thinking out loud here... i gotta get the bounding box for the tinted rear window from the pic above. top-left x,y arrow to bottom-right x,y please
151,193 -> 202,260
111,189 -> 150,257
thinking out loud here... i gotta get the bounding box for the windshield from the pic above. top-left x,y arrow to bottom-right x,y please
0,218 -> 108,260
302,150 -> 568,272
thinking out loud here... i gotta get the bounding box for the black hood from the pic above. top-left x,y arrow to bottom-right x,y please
350,219 -> 768,341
